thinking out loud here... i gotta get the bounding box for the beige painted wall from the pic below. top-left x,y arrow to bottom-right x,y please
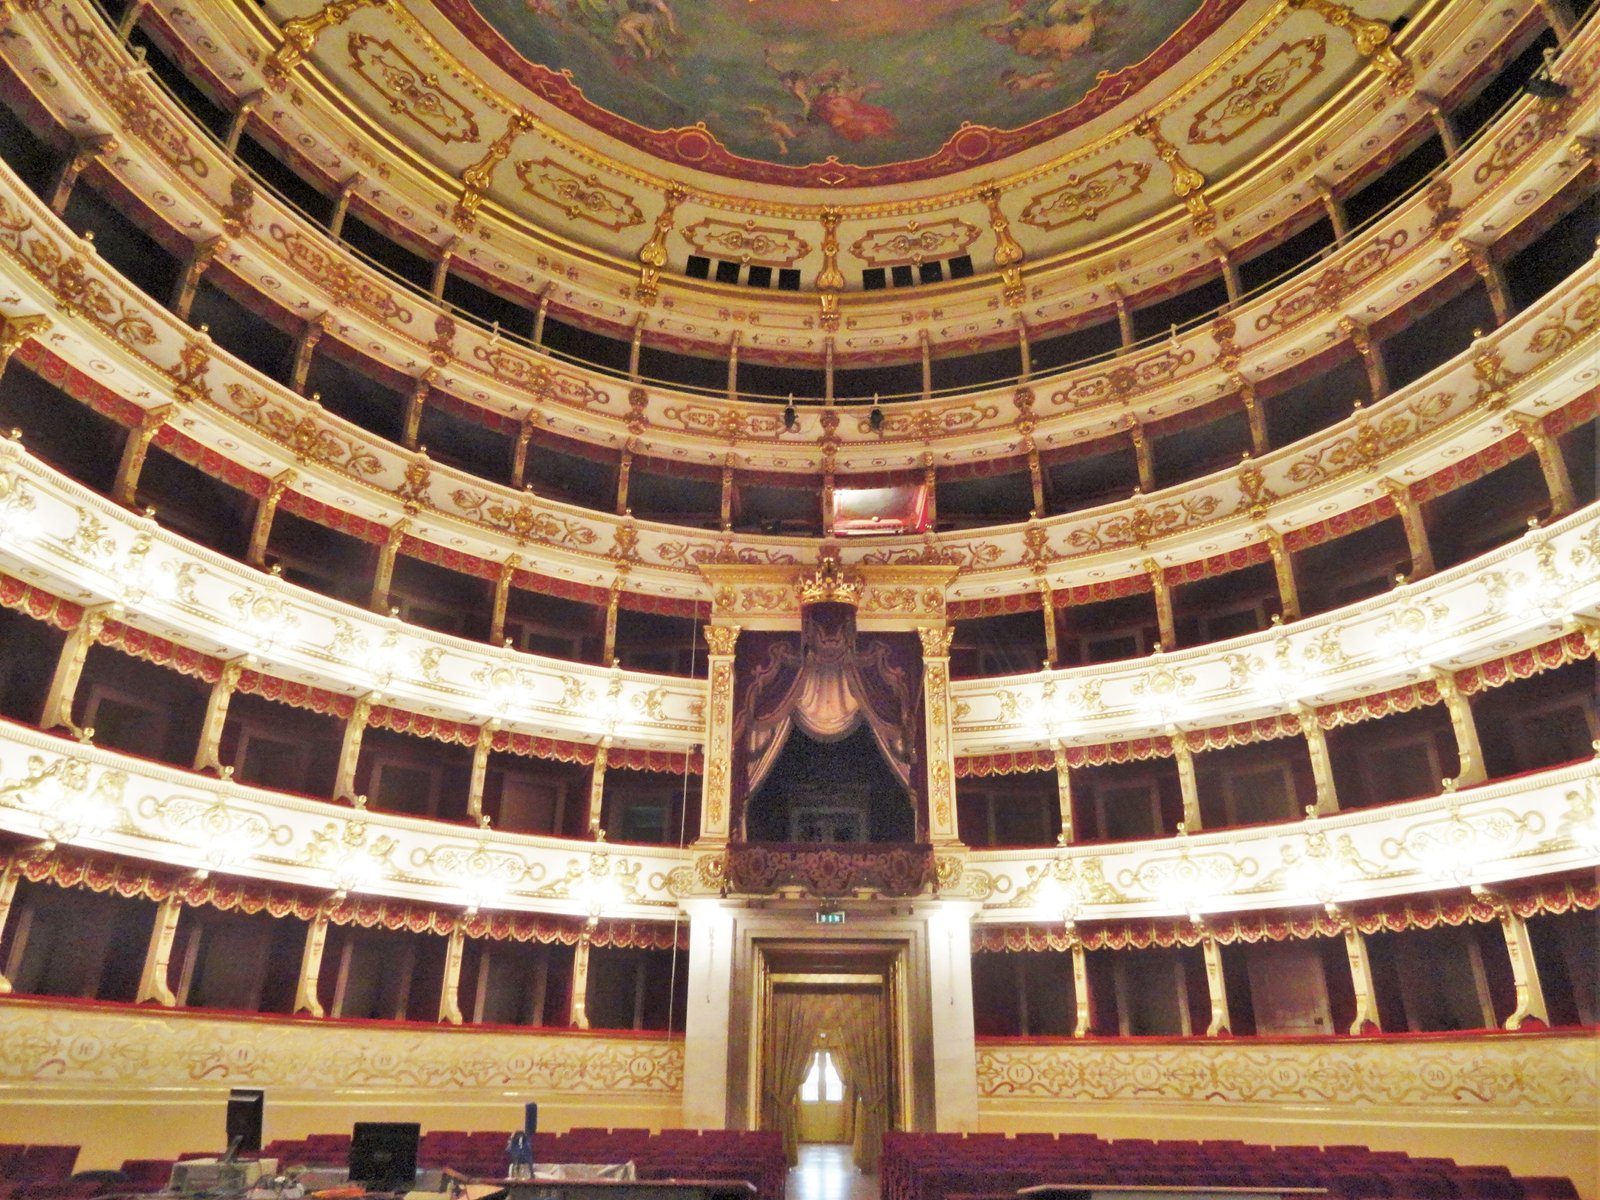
976,1033 -> 1600,1200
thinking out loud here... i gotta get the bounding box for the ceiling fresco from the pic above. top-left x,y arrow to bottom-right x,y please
436,0 -> 1233,185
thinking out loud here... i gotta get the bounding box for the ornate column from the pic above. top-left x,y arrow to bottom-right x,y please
720,454 -> 735,532
920,626 -> 961,846
922,455 -> 938,531
369,519 -> 408,613
1202,933 -> 1231,1036
466,723 -> 495,821
113,405 -> 174,506
402,369 -> 435,450
698,625 -> 741,845
1109,284 -> 1134,348
1335,908 -> 1381,1033
1211,240 -> 1242,307
511,417 -> 534,490
533,292 -> 551,347
585,741 -> 611,836
1127,416 -> 1154,492
1260,525 -> 1301,622
1456,240 -> 1512,325
327,174 -> 361,241
430,239 -> 457,300
489,554 -> 519,645
1419,93 -> 1462,158
1383,478 -> 1435,580
171,237 -> 222,322
0,313 -> 51,386
47,133 -> 117,215
1069,936 -> 1091,1037
1171,734 -> 1202,830
334,693 -> 377,802
1297,705 -> 1339,813
635,185 -> 684,308
569,931 -> 592,1029
288,315 -> 328,396
1016,316 -> 1032,382
193,657 -> 249,773
919,330 -> 933,400
294,907 -> 330,1017
1053,744 -> 1074,844
223,91 -> 263,157
1340,316 -> 1388,402
1146,559 -> 1175,651
1435,670 -> 1486,788
629,313 -> 646,382
1240,383 -> 1268,456
603,582 -> 623,663
438,926 -> 465,1025
41,603 -> 117,737
1313,177 -> 1349,242
1475,887 -> 1550,1030
0,857 -> 23,994
1038,579 -> 1059,665
247,469 -> 295,567
136,892 -> 184,1007
1511,413 -> 1576,518
616,444 -> 635,516
726,331 -> 740,400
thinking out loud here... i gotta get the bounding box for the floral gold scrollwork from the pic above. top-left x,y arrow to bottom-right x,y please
1050,345 -> 1194,407
1379,804 -> 1546,884
1473,104 -> 1573,190
703,625 -> 741,657
1188,37 -> 1326,145
868,401 -> 998,440
1020,160 -> 1150,230
0,1003 -> 683,1092
1524,281 -> 1600,359
1133,114 -> 1213,235
263,0 -> 382,90
455,111 -> 537,230
267,224 -> 413,324
451,488 -> 598,548
514,158 -> 644,231
134,792 -> 294,861
59,508 -> 118,562
682,218 -> 810,267
1068,495 -> 1221,553
1284,391 -> 1451,485
347,32 -> 480,145
636,184 -> 685,308
1254,228 -> 1409,333
978,185 -> 1025,307
473,342 -> 552,390
0,753 -> 127,844
1010,856 -> 1124,911
848,218 -> 979,266
657,541 -> 796,568
227,384 -> 383,476
56,9 -> 207,178
0,196 -> 155,348
977,1033 -> 1593,1106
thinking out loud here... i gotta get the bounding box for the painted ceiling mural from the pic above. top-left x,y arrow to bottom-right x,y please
438,0 -> 1235,185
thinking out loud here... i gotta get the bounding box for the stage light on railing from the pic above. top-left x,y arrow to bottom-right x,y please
783,394 -> 797,431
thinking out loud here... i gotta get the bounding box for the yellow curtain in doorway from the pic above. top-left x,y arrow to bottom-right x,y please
763,991 -> 831,1164
825,992 -> 890,1173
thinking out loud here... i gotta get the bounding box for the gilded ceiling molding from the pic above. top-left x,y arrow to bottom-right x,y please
1288,0 -> 1414,93
635,185 -> 686,308
262,0 -> 386,93
979,186 -> 1026,309
452,109 -> 537,231
1132,113 -> 1216,236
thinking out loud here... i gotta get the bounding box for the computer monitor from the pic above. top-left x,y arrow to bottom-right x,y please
349,1123 -> 420,1192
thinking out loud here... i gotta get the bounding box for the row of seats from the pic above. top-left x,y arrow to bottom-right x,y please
880,1133 -> 1580,1200
0,1146 -> 85,1200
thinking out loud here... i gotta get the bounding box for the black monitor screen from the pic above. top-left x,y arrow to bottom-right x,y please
349,1122 -> 420,1191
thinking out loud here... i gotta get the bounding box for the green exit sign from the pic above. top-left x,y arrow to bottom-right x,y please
815,909 -> 845,925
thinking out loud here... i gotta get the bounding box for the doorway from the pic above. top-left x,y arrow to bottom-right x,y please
756,943 -> 903,1173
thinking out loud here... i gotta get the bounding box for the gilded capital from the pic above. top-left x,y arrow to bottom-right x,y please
704,624 -> 741,657
918,625 -> 955,658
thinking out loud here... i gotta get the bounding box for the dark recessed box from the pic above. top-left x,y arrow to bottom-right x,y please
891,264 -> 915,288
862,268 -> 887,291
747,265 -> 773,288
714,260 -> 741,284
685,254 -> 710,279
